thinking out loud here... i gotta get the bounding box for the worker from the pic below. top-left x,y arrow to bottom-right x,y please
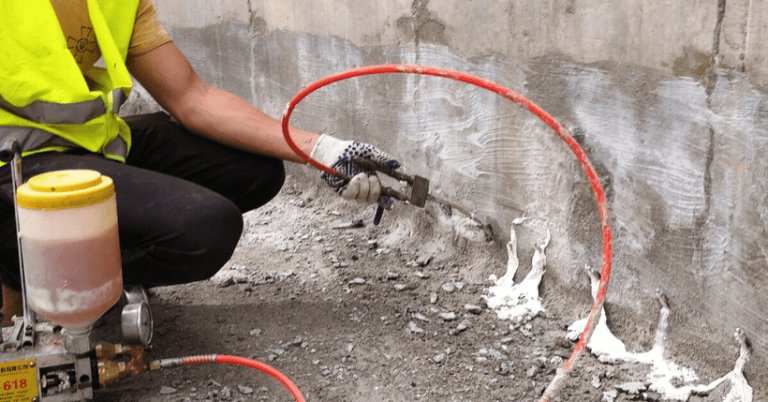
0,0 -> 400,325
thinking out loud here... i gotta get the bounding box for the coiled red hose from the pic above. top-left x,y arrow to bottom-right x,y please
179,355 -> 305,402
281,64 -> 613,401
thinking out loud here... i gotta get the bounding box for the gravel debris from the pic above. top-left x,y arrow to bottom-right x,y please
464,304 -> 483,314
407,321 -> 424,334
450,319 -> 472,335
439,312 -> 457,321
615,382 -> 647,394
237,385 -> 254,395
416,255 -> 432,266
413,313 -> 430,322
159,386 -> 177,395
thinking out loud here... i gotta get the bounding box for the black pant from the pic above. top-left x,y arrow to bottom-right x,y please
0,112 -> 285,289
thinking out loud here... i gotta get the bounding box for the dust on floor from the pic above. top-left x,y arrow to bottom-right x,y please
94,170 -> 757,402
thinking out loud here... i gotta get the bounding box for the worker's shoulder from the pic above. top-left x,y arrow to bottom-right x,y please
130,0 -> 173,58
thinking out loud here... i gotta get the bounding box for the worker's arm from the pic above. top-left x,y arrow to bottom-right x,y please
126,41 -> 317,163
126,41 -> 400,202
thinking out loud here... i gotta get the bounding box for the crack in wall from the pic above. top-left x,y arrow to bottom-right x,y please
246,0 -> 254,28
695,0 -> 725,268
707,0 -> 726,95
744,0 -> 754,72
693,126 -> 716,267
411,0 -> 427,62
246,0 -> 257,105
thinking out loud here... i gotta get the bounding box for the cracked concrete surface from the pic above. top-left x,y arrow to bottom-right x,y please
567,269 -> 753,401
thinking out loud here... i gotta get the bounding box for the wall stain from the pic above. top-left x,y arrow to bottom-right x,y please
564,0 -> 576,15
251,16 -> 267,36
396,0 -> 447,57
245,0 -> 266,36
570,126 -> 614,204
672,47 -> 712,82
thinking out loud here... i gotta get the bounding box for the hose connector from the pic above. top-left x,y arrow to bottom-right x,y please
95,343 -> 149,388
98,360 -> 129,388
148,358 -> 184,370
95,343 -> 132,360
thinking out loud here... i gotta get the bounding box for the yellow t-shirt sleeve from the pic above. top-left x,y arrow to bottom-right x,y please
128,0 -> 173,57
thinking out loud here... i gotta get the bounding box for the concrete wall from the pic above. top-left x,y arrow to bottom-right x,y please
148,0 -> 768,391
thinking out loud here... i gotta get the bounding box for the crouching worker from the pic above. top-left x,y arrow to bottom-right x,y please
0,0 -> 400,325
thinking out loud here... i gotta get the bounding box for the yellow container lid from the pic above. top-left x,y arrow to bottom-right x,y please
17,170 -> 115,210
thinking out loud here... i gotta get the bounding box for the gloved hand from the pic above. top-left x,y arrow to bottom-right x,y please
310,134 -> 401,204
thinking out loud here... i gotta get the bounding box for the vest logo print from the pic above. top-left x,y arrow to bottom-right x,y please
67,26 -> 97,64
0,0 -> 140,162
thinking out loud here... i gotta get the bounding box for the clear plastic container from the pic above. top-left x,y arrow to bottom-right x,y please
16,170 -> 122,332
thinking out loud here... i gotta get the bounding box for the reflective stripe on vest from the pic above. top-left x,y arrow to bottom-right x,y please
0,0 -> 138,161
0,125 -> 128,159
0,87 -> 128,125
0,93 -> 106,125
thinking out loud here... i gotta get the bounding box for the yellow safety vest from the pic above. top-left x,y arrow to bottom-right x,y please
0,0 -> 139,162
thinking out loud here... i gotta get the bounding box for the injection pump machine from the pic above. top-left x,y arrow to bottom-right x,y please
0,140 -> 153,401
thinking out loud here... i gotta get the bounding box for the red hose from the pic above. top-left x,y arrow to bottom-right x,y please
281,64 -> 613,401
180,355 -> 305,402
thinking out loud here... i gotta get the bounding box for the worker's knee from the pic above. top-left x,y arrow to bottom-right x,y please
121,197 -> 244,287
237,158 -> 286,213
170,199 -> 244,283
257,159 -> 286,204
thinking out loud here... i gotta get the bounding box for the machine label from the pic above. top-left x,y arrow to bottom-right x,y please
0,359 -> 38,401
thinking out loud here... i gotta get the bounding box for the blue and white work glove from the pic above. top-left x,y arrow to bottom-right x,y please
310,134 -> 400,204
